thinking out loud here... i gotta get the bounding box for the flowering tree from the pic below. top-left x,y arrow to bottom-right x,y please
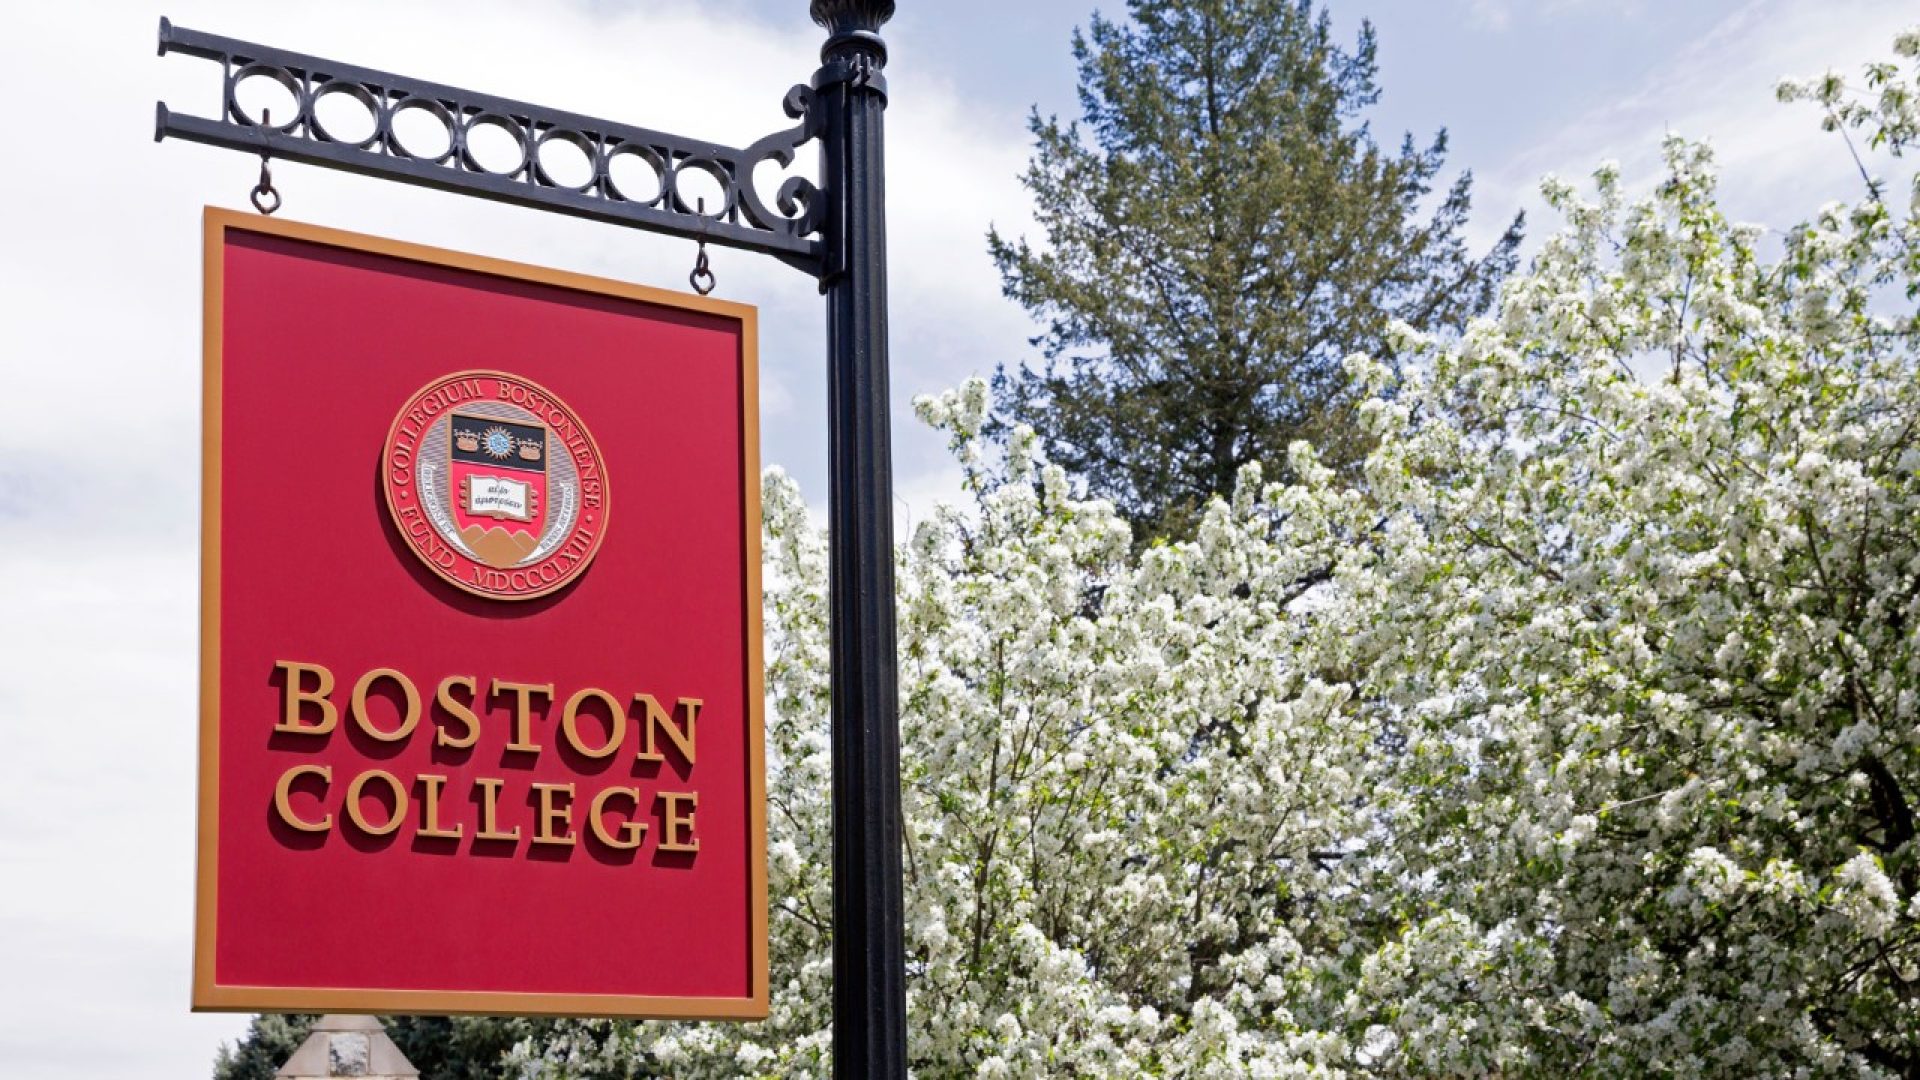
1290,38 -> 1920,1070
508,31 -> 1920,1079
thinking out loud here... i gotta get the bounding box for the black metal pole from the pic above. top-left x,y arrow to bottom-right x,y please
810,2 -> 906,1077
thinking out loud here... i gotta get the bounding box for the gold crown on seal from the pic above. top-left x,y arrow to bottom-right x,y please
454,430 -> 481,452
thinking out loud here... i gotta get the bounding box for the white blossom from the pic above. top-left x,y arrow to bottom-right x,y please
515,29 -> 1920,1079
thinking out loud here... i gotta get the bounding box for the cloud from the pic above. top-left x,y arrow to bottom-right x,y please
1468,0 -> 1515,31
1467,0 -> 1916,250
1467,0 -> 1643,33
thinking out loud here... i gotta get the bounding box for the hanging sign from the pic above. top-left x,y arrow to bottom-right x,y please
194,209 -> 766,1018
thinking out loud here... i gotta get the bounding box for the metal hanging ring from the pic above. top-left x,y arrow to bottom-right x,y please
688,196 -> 715,295
689,248 -> 714,295
251,108 -> 281,215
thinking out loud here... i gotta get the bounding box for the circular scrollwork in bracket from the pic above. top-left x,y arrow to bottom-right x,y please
667,157 -> 736,219
309,81 -> 380,148
460,112 -> 531,178
604,142 -> 667,206
532,129 -> 597,191
386,97 -> 457,164
227,63 -> 304,132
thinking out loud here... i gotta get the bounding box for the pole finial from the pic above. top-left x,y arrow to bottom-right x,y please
808,0 -> 894,34
810,0 -> 893,65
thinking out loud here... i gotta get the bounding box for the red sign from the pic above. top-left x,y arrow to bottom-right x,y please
194,209 -> 766,1018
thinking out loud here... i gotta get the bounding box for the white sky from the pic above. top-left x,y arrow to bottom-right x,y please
0,1 -> 1912,1076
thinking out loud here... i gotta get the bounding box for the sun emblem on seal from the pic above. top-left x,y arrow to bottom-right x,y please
479,425 -> 516,459
381,370 -> 609,601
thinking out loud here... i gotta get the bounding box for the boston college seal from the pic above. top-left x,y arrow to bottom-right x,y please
382,370 -> 609,600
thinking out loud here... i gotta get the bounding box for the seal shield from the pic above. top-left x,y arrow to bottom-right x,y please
449,412 -> 549,567
382,370 -> 609,600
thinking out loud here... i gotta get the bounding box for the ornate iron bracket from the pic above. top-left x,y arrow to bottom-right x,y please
155,18 -> 825,277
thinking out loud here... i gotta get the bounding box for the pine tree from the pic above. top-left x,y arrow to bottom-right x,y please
990,0 -> 1522,537
211,1014 -> 313,1080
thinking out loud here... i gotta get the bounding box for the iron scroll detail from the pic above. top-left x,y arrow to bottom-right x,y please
155,18 -> 826,276
738,84 -> 822,242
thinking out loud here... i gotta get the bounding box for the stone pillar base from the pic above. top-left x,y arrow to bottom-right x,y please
274,1015 -> 419,1079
